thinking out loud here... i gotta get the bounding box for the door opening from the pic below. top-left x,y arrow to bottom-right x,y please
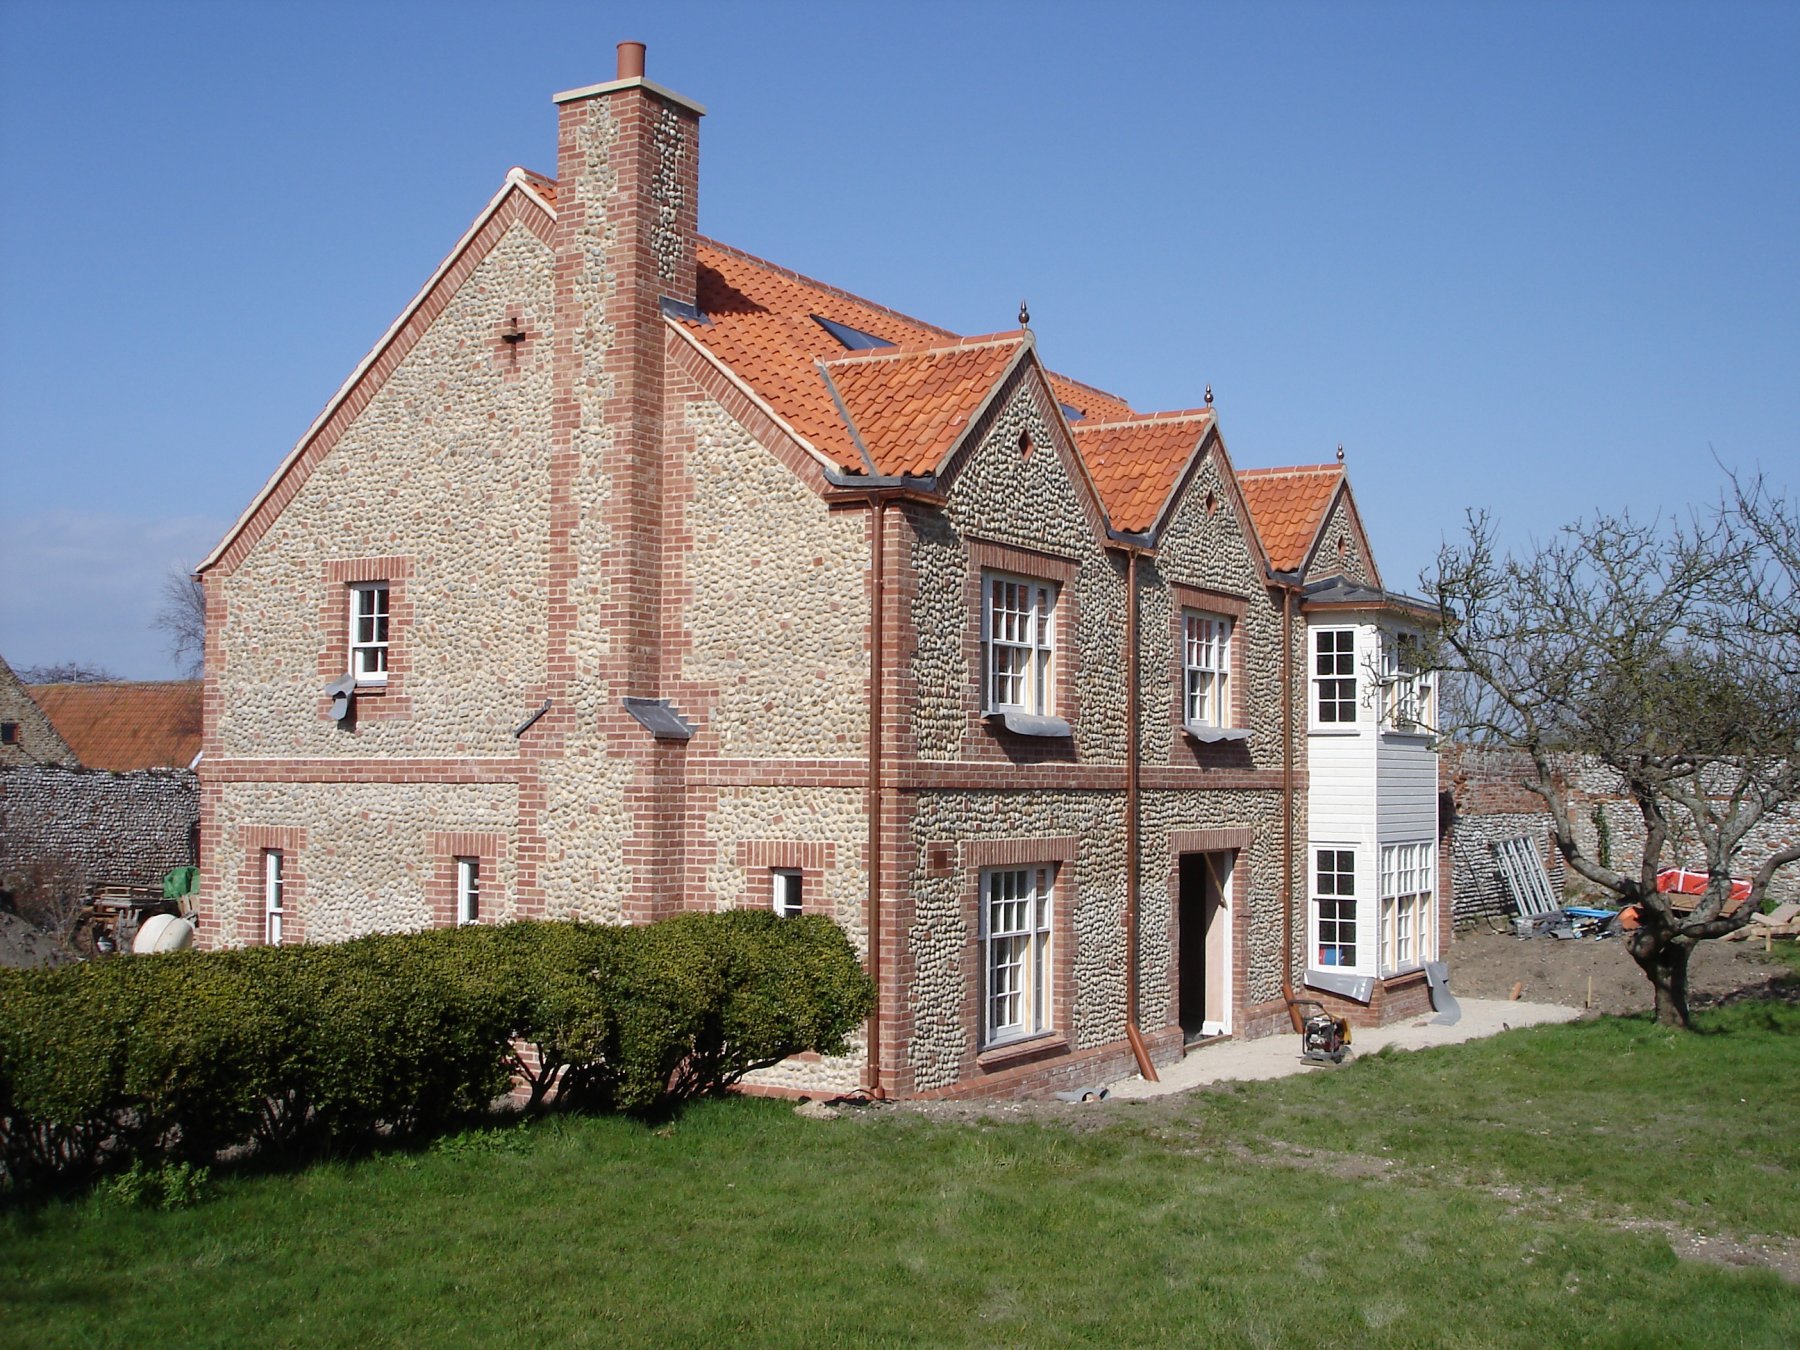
1178,851 -> 1231,1041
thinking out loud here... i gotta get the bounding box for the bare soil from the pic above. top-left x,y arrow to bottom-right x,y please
1447,920 -> 1799,1016
0,910 -> 73,969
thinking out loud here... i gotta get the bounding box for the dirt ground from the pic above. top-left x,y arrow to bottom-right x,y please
0,910 -> 73,969
1447,919 -> 1798,1015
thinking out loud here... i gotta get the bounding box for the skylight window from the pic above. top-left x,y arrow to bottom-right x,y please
812,314 -> 895,351
1058,402 -> 1085,423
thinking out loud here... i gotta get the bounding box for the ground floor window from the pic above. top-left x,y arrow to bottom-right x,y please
456,857 -> 480,925
1313,847 -> 1356,967
1380,841 -> 1434,972
771,868 -> 803,918
263,849 -> 285,946
981,866 -> 1054,1045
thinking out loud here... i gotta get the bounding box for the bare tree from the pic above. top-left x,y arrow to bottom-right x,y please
17,662 -> 118,684
1429,475 -> 1800,1028
153,567 -> 206,678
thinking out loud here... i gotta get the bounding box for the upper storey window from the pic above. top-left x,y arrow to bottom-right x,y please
982,573 -> 1058,717
1381,631 -> 1433,733
350,583 -> 390,684
1183,612 -> 1232,729
1313,628 -> 1357,725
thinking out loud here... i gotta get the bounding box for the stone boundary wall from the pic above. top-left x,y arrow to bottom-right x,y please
0,765 -> 198,895
1441,745 -> 1799,923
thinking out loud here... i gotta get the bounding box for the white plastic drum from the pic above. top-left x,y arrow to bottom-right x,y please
132,913 -> 196,955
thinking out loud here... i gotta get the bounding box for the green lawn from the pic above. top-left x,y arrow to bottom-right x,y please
5,1003 -> 1797,1348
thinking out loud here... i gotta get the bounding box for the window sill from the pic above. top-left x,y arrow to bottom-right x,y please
1308,726 -> 1361,737
1379,965 -> 1430,984
984,710 -> 1072,739
1379,728 -> 1434,744
977,1033 -> 1068,1070
1184,724 -> 1251,745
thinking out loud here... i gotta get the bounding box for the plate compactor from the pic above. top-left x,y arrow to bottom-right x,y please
1290,997 -> 1352,1066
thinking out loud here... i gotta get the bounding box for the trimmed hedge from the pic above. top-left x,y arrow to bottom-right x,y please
0,911 -> 872,1194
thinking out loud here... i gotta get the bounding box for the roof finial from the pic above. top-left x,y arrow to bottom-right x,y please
1019,298 -> 1030,328
1336,442 -> 1345,463
1204,383 -> 1213,406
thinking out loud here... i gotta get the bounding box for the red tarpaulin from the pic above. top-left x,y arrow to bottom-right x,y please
1656,868 -> 1753,903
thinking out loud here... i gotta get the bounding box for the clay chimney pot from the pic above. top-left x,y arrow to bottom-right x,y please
617,41 -> 646,80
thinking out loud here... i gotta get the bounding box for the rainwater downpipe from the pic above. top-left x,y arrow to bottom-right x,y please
1123,547 -> 1159,1081
865,496 -> 889,1098
1280,581 -> 1305,1032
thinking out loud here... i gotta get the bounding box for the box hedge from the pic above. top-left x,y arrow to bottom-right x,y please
0,911 -> 872,1195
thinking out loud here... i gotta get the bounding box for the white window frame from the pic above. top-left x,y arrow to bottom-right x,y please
1381,631 -> 1432,733
456,856 -> 480,926
980,865 -> 1054,1047
1183,611 -> 1232,729
1312,628 -> 1357,726
263,848 -> 285,946
1380,841 -> 1435,974
771,868 -> 803,919
349,582 -> 390,684
981,573 -> 1057,716
1312,847 -> 1357,968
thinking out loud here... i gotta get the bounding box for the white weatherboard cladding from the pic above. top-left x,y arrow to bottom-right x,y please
215,220 -> 555,760
1305,615 -> 1442,973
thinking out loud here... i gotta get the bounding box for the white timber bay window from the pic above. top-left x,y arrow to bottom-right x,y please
1380,842 -> 1434,973
350,582 -> 390,683
1183,612 -> 1231,728
1313,848 -> 1356,968
1313,628 -> 1357,725
263,849 -> 285,946
981,866 -> 1054,1046
456,857 -> 480,925
1381,631 -> 1432,732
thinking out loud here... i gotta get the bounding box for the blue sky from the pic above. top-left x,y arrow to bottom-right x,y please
1,0 -> 1795,679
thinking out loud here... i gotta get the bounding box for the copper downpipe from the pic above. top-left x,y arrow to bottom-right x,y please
1123,548 -> 1158,1081
864,497 -> 889,1097
1280,581 -> 1304,1033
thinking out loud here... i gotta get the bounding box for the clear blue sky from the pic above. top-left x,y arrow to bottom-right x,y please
2,0 -> 1795,679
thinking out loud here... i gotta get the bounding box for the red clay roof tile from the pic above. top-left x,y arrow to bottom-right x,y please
28,681 -> 203,772
825,336 -> 1026,477
517,178 -> 1294,545
1075,411 -> 1216,534
1237,465 -> 1342,572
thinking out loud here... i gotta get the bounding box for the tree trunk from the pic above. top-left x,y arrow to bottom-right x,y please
1626,926 -> 1693,1028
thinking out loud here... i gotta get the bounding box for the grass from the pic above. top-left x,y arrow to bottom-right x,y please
4,1003 -> 1798,1347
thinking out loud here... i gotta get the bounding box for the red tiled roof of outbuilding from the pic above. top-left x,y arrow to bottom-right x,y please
28,681 -> 203,772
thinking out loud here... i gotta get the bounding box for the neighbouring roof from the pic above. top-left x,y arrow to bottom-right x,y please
1236,465 -> 1343,573
28,681 -> 203,772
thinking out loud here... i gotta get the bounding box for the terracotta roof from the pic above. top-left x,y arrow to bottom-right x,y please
1237,465 -> 1342,573
29,681 -> 202,771
1075,411 -> 1215,534
519,183 -> 1204,523
825,336 -> 1028,476
681,238 -> 1144,475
